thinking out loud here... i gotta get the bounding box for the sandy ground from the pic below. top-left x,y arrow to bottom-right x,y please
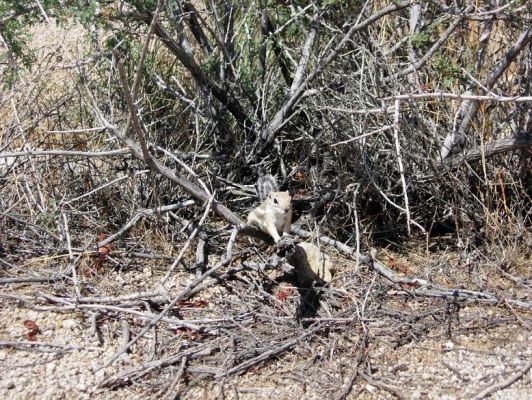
1,246 -> 530,400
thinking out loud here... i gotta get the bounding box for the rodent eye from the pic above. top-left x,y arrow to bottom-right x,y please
273,198 -> 278,204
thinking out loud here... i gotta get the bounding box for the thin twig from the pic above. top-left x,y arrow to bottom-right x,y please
160,194 -> 214,286
334,333 -> 368,400
0,211 -> 60,241
0,341 -> 81,351
214,324 -> 322,379
0,149 -> 131,159
472,360 -> 532,400
63,170 -> 150,205
113,49 -> 152,164
358,370 -> 405,399
0,275 -> 64,285
380,93 -> 532,102
96,201 -> 195,249
331,125 -> 393,146
385,5 -> 473,83
99,347 -> 212,389
392,99 -> 412,234
162,356 -> 188,400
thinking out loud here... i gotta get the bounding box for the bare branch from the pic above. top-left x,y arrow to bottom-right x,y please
0,149 -> 130,159
130,10 -> 253,130
440,26 -> 532,160
96,202 -> 195,249
380,93 -> 532,102
101,51 -> 270,241
289,16 -> 320,97
385,5 -> 474,83
444,132 -> 531,167
159,195 -> 214,286
96,255 -> 234,371
472,360 -> 532,400
257,1 -> 412,152
113,49 -> 152,164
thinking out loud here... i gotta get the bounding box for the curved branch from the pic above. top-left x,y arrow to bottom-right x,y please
444,132 -> 531,167
112,10 -> 254,131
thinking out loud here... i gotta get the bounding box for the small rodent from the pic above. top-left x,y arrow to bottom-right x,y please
247,175 -> 292,242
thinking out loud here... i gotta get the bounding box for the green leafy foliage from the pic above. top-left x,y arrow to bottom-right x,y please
431,54 -> 465,89
0,0 -> 101,84
129,0 -> 158,13
409,32 -> 430,49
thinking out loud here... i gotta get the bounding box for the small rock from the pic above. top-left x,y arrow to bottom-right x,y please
46,362 -> 56,374
287,242 -> 334,286
62,319 -> 77,330
365,384 -> 376,394
143,267 -> 152,278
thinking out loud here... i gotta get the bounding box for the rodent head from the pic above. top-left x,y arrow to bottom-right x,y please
267,191 -> 291,213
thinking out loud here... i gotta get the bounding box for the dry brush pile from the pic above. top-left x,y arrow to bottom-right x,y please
0,1 -> 531,398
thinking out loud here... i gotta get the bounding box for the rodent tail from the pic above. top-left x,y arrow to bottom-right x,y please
255,174 -> 279,201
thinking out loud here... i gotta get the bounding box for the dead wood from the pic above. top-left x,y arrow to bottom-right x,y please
99,347 -> 213,390
121,10 -> 253,131
444,132 -> 531,167
291,226 -> 532,310
334,334 -> 369,400
255,1 -> 412,154
90,73 -> 271,243
472,360 -> 532,400
358,370 -> 405,400
439,26 -> 532,159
